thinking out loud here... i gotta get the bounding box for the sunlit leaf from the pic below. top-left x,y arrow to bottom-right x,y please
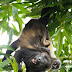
22,65 -> 26,72
12,4 -> 27,13
0,68 -> 4,71
15,14 -> 23,31
8,57 -> 18,72
16,0 -> 21,3
12,6 -> 18,19
65,65 -> 72,68
56,29 -> 63,58
0,45 -> 14,51
12,24 -> 19,36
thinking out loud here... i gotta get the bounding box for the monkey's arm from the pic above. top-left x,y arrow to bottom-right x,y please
14,50 -> 23,72
2,39 -> 20,61
7,39 -> 20,54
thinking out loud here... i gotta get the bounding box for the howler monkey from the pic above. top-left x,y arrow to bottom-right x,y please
2,7 -> 61,72
14,47 -> 60,72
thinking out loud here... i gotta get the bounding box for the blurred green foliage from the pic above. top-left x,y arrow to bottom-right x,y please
0,0 -> 72,72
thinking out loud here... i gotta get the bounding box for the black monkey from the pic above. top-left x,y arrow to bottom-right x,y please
2,7 -> 52,61
14,47 -> 60,72
2,7 -> 61,71
14,47 -> 51,72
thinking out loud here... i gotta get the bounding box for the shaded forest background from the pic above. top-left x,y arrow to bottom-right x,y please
0,0 -> 72,72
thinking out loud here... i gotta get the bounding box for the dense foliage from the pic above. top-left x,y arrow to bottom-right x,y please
0,0 -> 72,72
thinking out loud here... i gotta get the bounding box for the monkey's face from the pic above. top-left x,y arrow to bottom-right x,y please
22,48 -> 61,71
26,52 -> 61,71
28,52 -> 52,71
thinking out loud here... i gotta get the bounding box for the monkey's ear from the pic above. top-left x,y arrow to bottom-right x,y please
41,7 -> 51,17
40,7 -> 52,25
40,7 -> 55,25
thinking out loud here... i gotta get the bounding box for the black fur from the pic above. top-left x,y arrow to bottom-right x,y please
14,47 -> 52,72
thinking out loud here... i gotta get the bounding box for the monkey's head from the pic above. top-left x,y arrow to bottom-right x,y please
29,52 -> 52,71
30,53 -> 61,71
23,48 -> 61,72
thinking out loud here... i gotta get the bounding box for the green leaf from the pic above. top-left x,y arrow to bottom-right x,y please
1,16 -> 8,25
63,39 -> 69,55
16,0 -> 21,3
56,29 -> 63,58
1,0 -> 11,5
0,45 -> 14,51
12,24 -> 19,36
15,14 -> 23,31
2,64 -> 13,71
12,6 -> 18,19
0,68 -> 4,71
60,66 -> 66,72
9,6 -> 12,16
65,65 -> 72,68
8,28 -> 13,44
27,8 -> 41,17
29,0 -> 38,3
46,1 -> 62,7
64,25 -> 72,44
12,6 -> 18,15
22,65 -> 26,72
0,11 -> 7,19
12,4 -> 27,13
0,52 -> 11,57
8,57 -> 18,72
0,59 -> 10,68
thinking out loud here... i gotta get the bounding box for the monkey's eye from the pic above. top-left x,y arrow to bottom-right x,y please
38,57 -> 41,61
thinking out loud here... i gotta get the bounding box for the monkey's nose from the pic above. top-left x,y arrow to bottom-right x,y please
52,60 -> 61,69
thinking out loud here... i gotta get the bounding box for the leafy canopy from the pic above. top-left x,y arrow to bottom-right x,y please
0,0 -> 72,72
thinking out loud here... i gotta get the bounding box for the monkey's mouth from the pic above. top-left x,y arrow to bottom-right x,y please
32,58 -> 37,64
31,54 -> 42,65
31,53 -> 52,70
